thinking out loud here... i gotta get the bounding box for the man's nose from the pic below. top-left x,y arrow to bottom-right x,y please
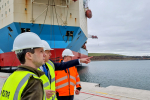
43,52 -> 47,57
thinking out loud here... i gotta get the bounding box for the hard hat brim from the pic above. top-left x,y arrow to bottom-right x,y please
44,48 -> 54,50
62,55 -> 75,57
12,45 -> 45,51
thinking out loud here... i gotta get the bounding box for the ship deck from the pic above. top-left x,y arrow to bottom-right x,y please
0,72 -> 150,100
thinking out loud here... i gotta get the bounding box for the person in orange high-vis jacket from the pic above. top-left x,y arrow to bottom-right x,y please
55,49 -> 81,100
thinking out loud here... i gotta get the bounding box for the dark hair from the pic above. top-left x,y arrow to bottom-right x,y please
16,48 -> 35,64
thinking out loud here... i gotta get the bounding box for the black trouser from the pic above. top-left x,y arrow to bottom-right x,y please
56,93 -> 74,100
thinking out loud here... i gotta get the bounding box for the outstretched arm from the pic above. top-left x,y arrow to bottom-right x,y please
53,59 -> 79,70
53,56 -> 93,71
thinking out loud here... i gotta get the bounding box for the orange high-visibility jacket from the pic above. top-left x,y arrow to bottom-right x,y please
55,60 -> 81,96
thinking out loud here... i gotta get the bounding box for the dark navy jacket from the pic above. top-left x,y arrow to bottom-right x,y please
51,59 -> 79,71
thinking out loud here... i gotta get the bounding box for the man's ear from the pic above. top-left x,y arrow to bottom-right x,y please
25,52 -> 32,60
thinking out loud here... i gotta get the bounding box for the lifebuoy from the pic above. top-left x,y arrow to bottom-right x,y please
72,0 -> 77,2
86,9 -> 92,18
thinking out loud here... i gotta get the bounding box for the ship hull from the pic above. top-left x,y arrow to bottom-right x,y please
0,22 -> 87,52
0,0 -> 89,72
0,22 -> 88,67
0,48 -> 88,67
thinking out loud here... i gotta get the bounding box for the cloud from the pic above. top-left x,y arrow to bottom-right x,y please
87,0 -> 150,56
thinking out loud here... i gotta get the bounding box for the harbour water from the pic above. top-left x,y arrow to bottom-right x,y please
1,61 -> 150,100
78,60 -> 150,90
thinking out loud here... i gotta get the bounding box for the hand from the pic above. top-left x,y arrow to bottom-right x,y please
75,89 -> 80,95
79,56 -> 93,64
45,90 -> 56,98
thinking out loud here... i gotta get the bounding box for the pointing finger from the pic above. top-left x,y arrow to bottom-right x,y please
88,56 -> 93,59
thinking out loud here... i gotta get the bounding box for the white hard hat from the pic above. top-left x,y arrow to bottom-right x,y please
62,49 -> 74,57
41,40 -> 53,50
12,32 -> 44,52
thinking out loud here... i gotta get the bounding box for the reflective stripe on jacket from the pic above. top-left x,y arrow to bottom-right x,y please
45,60 -> 57,100
55,60 -> 81,96
0,71 -> 46,100
38,68 -> 51,100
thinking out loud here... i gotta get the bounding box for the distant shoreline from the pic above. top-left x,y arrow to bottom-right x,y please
89,56 -> 150,61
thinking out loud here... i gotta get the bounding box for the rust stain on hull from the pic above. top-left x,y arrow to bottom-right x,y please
70,13 -> 72,18
25,0 -> 28,21
75,18 -> 77,23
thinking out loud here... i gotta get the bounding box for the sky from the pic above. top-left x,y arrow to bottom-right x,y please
87,0 -> 150,56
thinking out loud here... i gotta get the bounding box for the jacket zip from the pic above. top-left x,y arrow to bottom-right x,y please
67,68 -> 70,96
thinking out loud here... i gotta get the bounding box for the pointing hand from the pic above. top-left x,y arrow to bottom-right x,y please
79,56 -> 93,64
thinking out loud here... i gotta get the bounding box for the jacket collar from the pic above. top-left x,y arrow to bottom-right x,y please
17,65 -> 45,77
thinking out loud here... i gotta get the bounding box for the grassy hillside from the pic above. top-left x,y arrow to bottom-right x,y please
88,53 -> 125,56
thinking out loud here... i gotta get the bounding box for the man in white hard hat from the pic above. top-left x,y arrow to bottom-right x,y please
39,40 -> 92,100
55,49 -> 82,100
0,32 -> 46,100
